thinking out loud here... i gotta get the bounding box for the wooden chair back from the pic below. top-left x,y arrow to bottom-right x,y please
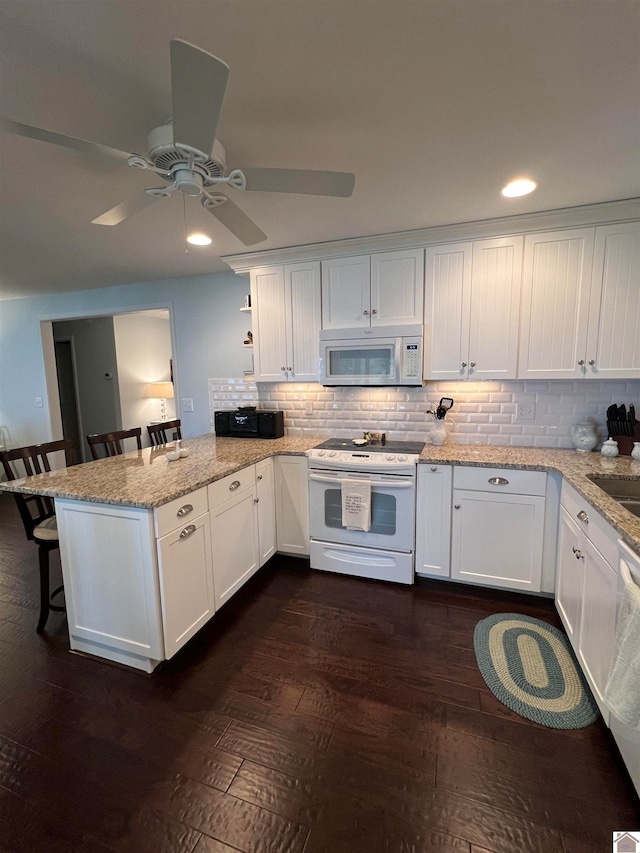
0,439 -> 78,541
86,427 -> 143,460
147,419 -> 182,446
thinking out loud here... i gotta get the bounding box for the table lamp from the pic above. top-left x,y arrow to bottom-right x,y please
144,381 -> 174,421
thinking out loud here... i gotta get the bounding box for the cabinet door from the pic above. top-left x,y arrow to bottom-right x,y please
585,222 -> 640,379
468,236 -> 523,380
285,261 -> 321,381
321,256 -> 371,329
555,507 -> 584,644
275,455 -> 309,555
578,537 -> 618,719
424,242 -> 472,380
251,266 -> 288,382
157,512 -> 215,659
518,228 -> 595,379
210,487 -> 259,608
256,457 -> 276,567
415,464 -> 452,578
451,489 -> 545,591
370,249 -> 424,327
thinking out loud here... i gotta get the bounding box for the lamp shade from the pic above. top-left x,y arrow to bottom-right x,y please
144,382 -> 174,399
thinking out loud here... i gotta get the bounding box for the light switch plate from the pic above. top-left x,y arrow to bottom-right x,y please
181,398 -> 194,413
517,403 -> 536,421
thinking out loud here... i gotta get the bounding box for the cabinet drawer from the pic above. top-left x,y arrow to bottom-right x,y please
561,481 -> 618,568
208,464 -> 256,508
154,487 -> 208,538
453,466 -> 546,496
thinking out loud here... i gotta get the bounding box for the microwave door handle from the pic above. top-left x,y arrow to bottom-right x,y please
394,340 -> 401,382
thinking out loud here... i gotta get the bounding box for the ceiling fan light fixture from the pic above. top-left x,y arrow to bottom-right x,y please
186,232 -> 212,246
501,178 -> 537,198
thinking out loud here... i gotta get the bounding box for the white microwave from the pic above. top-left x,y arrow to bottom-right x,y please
319,325 -> 423,386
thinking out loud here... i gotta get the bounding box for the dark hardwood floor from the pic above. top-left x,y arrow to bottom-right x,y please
0,491 -> 638,853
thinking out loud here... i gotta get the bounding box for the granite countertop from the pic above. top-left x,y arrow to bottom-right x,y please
1,433 -> 639,556
417,444 -> 640,557
0,434 -> 318,510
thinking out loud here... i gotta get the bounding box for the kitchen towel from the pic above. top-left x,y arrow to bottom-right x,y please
341,478 -> 371,532
604,572 -> 640,726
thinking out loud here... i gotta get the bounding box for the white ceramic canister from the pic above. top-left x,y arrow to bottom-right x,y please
430,420 -> 448,446
600,437 -> 619,458
571,420 -> 598,452
631,442 -> 640,461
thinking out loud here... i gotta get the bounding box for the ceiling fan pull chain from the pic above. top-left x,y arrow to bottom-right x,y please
183,194 -> 189,255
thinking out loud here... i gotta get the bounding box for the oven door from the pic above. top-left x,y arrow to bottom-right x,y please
308,469 -> 415,551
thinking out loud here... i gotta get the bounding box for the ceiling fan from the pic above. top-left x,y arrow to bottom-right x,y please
0,39 -> 355,246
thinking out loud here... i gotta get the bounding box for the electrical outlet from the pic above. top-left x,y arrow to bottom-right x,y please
34,397 -> 43,408
517,403 -> 536,421
304,401 -> 313,416
181,398 -> 194,413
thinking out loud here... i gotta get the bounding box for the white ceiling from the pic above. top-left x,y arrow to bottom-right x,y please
1,0 -> 639,300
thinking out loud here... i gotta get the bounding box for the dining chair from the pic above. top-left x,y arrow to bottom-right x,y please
0,438 -> 78,633
86,427 -> 142,460
147,419 -> 182,446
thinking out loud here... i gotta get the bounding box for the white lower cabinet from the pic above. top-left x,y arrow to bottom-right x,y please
256,457 -> 276,566
275,455 -> 309,555
208,468 -> 260,609
556,482 -> 619,722
415,464 -> 452,578
157,510 -> 215,659
451,467 -> 546,592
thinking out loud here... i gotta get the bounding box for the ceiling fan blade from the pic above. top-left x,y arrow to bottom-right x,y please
0,116 -> 133,163
242,167 -> 355,197
203,194 -> 267,245
91,192 -> 162,226
170,39 -> 229,156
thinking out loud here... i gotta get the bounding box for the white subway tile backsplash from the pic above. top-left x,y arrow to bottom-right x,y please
208,377 -> 640,448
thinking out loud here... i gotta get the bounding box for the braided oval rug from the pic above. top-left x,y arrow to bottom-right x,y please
473,613 -> 599,729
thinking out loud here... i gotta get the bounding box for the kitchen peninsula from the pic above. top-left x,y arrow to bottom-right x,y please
1,434 -> 639,674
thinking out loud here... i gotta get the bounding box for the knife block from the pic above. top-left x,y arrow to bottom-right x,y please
611,423 -> 640,455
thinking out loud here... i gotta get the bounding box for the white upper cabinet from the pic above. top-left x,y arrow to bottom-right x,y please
251,261 -> 321,382
424,236 -> 523,381
585,222 -> 640,378
519,224 -> 639,379
518,228 -> 595,379
321,249 -> 424,329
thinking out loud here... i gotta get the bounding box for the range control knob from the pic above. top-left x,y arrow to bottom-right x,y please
327,450 -> 337,457
386,454 -> 395,461
317,450 -> 326,457
398,455 -> 407,462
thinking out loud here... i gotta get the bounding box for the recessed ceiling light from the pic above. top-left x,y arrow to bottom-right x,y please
186,233 -> 212,246
501,178 -> 537,198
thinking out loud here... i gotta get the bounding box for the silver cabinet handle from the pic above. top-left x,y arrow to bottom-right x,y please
179,524 -> 196,539
572,546 -> 579,554
454,504 -> 461,509
461,362 -> 467,368
176,504 -> 193,518
578,359 -> 585,366
577,510 -> 589,523
281,366 -> 286,371
363,310 -> 369,316
470,362 -> 476,368
488,477 -> 509,485
431,466 -> 438,472
288,366 -> 293,371
257,474 -> 263,480
574,549 -> 584,560
229,480 -> 241,491
254,498 -> 259,503
371,309 -> 377,315
588,359 -> 595,366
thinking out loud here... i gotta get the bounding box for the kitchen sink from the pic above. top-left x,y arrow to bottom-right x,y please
588,476 -> 640,518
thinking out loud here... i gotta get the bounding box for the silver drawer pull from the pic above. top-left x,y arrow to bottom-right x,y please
257,474 -> 263,480
577,510 -> 589,523
176,504 -> 193,517
229,480 -> 241,491
431,466 -> 437,472
179,524 -> 196,539
574,549 -> 584,561
488,477 -> 509,485
454,504 -> 461,509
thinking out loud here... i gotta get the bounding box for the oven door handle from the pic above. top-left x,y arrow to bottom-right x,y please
308,472 -> 415,488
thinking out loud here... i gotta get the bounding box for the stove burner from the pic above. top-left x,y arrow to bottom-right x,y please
314,438 -> 425,455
